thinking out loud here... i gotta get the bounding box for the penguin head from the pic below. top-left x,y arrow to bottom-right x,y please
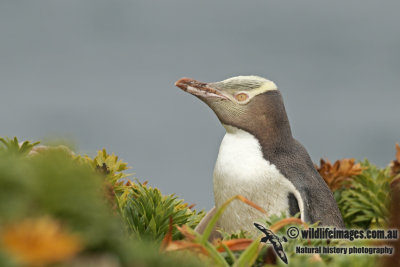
175,75 -> 284,132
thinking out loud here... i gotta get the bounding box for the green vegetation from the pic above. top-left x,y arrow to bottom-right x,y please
337,160 -> 391,228
0,137 -> 398,267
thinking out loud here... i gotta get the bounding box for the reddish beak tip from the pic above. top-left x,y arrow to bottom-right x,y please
175,77 -> 194,91
175,77 -> 226,99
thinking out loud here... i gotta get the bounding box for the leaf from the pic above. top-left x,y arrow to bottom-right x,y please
202,242 -> 230,267
201,195 -> 266,244
337,160 -> 391,228
232,237 -> 261,267
270,217 -> 306,232
316,158 -> 365,191
219,242 -> 236,263
117,180 -> 205,242
160,217 -> 173,250
0,137 -> 40,156
1,217 -> 82,266
216,239 -> 253,252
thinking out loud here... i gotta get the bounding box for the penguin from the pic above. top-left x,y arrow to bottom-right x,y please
175,76 -> 345,235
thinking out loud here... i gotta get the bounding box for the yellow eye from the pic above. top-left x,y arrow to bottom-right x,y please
235,93 -> 249,102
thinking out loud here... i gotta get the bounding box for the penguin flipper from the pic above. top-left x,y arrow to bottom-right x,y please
280,140 -> 345,228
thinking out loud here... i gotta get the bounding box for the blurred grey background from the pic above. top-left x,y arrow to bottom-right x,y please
1,1 -> 399,210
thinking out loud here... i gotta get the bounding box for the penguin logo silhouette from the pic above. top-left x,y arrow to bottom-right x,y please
254,223 -> 288,264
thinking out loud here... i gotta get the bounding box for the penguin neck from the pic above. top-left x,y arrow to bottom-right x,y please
223,92 -> 294,149
223,121 -> 292,149
257,99 -> 293,147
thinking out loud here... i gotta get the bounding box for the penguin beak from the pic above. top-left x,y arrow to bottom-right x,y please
175,78 -> 228,100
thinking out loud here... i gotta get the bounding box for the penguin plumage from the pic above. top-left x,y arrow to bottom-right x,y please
175,76 -> 345,234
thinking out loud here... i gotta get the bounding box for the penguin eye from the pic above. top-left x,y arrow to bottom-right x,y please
234,93 -> 249,102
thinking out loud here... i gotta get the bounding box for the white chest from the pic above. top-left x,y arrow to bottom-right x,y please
213,125 -> 302,234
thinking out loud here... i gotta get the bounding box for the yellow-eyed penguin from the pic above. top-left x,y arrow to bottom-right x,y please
175,76 -> 345,235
